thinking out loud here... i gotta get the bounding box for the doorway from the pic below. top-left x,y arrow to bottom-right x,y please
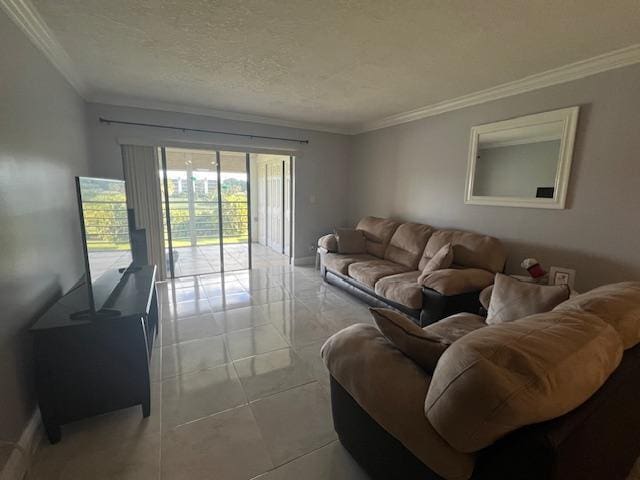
250,153 -> 292,269
159,147 -> 250,278
159,147 -> 293,278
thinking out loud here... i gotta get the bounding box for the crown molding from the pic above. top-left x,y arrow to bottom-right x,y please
0,0 -> 88,96
1,0 -> 346,134
88,93 -> 350,135
4,0 -> 639,137
354,44 -> 640,134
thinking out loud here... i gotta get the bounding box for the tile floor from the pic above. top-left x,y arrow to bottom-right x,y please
27,265 -> 372,480
28,263 -> 640,479
171,243 -> 290,277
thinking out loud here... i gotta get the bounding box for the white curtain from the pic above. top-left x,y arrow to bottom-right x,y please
121,145 -> 167,280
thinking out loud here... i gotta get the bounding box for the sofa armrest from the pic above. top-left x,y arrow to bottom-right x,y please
318,233 -> 338,252
321,324 -> 475,479
421,268 -> 495,296
474,343 -> 640,479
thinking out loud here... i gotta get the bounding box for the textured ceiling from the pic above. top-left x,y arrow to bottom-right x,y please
30,0 -> 640,131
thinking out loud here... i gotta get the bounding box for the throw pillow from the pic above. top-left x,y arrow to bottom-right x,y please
418,243 -> 453,284
370,307 -> 449,372
334,228 -> 366,254
486,273 -> 570,325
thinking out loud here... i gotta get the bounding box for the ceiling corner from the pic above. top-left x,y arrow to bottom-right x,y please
1,0 -> 89,97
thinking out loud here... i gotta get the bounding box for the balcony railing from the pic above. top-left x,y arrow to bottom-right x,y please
162,200 -> 249,246
82,198 -> 250,251
81,200 -> 130,251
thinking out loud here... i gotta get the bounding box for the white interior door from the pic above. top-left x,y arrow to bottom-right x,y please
257,160 -> 267,246
283,157 -> 292,257
267,159 -> 283,253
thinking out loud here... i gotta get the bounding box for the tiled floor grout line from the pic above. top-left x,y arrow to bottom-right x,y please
247,379 -> 319,405
161,379 -> 322,434
160,330 -> 327,379
248,439 -> 341,480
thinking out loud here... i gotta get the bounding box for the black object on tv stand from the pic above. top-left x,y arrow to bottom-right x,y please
30,265 -> 158,444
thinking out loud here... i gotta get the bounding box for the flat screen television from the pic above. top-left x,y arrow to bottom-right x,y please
75,176 -> 133,315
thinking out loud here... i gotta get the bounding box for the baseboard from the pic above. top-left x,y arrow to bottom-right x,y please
293,256 -> 315,266
0,410 -> 42,480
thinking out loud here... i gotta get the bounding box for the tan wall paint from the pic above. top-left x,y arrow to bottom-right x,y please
0,10 -> 90,441
349,64 -> 640,291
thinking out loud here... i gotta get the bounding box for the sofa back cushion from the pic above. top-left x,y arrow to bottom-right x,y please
420,229 -> 506,273
425,310 -> 623,453
554,282 -> 640,349
384,222 -> 434,269
334,228 -> 367,254
356,216 -> 400,258
486,273 -> 570,324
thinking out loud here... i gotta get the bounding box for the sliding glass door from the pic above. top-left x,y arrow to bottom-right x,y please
159,146 -> 294,278
159,147 -> 250,278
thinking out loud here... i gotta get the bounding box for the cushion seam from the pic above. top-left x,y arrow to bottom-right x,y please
373,310 -> 447,344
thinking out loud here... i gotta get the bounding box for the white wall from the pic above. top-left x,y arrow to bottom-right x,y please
349,64 -> 640,291
86,103 -> 351,262
0,9 -> 91,442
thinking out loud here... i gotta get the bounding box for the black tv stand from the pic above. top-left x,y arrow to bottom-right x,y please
30,265 -> 158,444
68,307 -> 122,320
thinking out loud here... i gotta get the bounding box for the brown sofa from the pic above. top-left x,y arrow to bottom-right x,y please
322,282 -> 640,480
318,216 -> 506,326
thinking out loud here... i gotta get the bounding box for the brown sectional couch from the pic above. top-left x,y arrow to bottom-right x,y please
318,216 -> 506,326
322,282 -> 640,480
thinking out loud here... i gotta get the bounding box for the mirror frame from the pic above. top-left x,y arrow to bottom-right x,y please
464,106 -> 579,209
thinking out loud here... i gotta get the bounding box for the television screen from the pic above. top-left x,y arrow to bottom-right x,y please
75,177 -> 133,312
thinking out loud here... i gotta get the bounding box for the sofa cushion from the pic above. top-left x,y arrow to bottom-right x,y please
421,268 -> 495,296
554,281 -> 640,349
348,260 -> 411,289
317,233 -> 338,252
423,312 -> 487,344
321,324 -> 475,480
425,310 -> 623,453
418,243 -> 453,284
356,216 -> 400,258
420,230 -> 506,274
384,222 -> 434,269
486,273 -> 570,325
370,308 -> 449,373
374,271 -> 423,309
324,253 -> 377,275
335,228 -> 366,254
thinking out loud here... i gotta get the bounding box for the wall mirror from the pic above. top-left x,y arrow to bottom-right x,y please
465,106 -> 579,209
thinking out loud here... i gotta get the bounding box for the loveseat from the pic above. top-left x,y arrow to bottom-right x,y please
321,281 -> 640,480
318,216 -> 506,326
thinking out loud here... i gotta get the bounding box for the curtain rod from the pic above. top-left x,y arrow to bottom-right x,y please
98,117 -> 309,144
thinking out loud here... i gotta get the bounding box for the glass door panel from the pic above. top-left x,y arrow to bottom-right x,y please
219,151 -> 250,271
161,147 -> 222,277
